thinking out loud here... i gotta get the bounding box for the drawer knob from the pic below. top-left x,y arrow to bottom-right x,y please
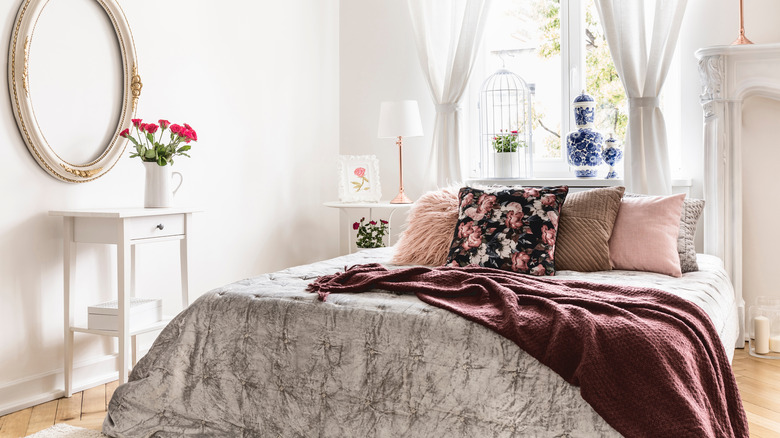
156,224 -> 165,230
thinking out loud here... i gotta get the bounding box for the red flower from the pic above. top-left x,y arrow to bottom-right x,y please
353,222 -> 360,230
354,167 -> 366,178
127,116 -> 197,165
369,220 -> 377,225
183,128 -> 198,142
380,219 -> 388,224
511,130 -> 518,134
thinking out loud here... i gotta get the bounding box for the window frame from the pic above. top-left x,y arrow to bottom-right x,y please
466,0 -> 684,180
466,0 -> 594,178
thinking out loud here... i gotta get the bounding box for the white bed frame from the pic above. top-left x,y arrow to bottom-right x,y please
696,43 -> 780,347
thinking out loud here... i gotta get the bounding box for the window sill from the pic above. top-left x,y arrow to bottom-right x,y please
466,177 -> 692,189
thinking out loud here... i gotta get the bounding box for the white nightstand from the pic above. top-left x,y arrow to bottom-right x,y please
50,207 -> 197,396
324,201 -> 413,253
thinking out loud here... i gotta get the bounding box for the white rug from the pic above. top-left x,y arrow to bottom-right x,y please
23,423 -> 105,438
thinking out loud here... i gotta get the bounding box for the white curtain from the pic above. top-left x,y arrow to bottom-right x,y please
407,0 -> 492,188
594,0 -> 687,195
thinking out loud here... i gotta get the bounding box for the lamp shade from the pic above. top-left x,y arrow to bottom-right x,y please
377,100 -> 424,138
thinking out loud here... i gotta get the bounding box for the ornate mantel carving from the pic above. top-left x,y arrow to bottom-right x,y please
698,54 -> 723,104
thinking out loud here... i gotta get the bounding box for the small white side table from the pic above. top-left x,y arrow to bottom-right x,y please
50,207 -> 197,396
324,201 -> 413,253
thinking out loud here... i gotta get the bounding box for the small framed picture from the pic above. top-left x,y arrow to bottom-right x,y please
338,155 -> 382,202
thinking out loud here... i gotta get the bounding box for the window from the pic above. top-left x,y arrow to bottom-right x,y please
467,0 -> 627,178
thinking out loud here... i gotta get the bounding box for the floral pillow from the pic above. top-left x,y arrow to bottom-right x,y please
445,186 -> 569,276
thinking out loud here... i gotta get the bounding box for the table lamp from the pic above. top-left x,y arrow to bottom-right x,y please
731,0 -> 753,45
378,100 -> 423,204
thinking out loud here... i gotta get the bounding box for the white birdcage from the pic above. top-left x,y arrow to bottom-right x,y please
478,68 -> 533,179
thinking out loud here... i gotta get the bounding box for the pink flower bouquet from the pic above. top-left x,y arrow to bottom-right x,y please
122,119 -> 198,166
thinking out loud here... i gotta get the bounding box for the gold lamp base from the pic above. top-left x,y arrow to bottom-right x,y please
731,33 -> 754,45
390,188 -> 412,204
732,0 -> 754,45
390,135 -> 413,204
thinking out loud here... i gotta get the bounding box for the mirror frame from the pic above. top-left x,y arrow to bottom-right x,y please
8,0 -> 142,183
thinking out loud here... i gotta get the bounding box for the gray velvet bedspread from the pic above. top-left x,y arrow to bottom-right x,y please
103,248 -> 738,437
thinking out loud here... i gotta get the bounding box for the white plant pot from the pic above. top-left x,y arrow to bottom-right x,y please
494,151 -> 526,178
143,162 -> 183,208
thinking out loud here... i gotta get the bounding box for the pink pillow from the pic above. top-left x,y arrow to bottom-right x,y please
608,193 -> 685,277
392,188 -> 460,266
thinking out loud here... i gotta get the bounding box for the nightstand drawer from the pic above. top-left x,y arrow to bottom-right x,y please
126,214 -> 185,240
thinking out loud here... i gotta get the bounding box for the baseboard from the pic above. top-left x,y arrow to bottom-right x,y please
0,348 -> 149,417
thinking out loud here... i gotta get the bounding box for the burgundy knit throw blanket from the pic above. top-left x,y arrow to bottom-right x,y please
307,263 -> 748,438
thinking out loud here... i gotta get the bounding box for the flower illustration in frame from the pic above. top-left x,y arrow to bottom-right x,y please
338,155 -> 382,202
352,167 -> 369,192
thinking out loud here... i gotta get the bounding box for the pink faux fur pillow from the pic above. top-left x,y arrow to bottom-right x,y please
392,188 -> 460,266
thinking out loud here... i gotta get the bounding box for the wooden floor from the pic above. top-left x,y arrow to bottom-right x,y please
732,344 -> 780,437
0,345 -> 778,437
0,381 -> 117,437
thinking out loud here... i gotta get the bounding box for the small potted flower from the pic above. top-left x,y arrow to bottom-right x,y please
353,217 -> 389,248
492,129 -> 528,178
122,119 -> 198,208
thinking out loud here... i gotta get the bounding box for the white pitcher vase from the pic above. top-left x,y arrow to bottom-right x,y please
143,162 -> 183,208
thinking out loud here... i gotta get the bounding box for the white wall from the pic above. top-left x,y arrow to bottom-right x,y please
340,0 -> 431,193
0,0 -> 339,414
338,0 -> 434,253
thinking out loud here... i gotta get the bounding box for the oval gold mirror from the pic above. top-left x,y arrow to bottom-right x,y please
8,0 -> 142,183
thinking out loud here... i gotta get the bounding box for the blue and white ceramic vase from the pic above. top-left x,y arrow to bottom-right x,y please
566,92 -> 604,177
602,134 -> 623,179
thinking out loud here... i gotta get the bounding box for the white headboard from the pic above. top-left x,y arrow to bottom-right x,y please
696,43 -> 780,346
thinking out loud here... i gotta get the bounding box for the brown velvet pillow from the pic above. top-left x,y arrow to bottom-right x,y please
392,188 -> 460,266
554,186 -> 625,272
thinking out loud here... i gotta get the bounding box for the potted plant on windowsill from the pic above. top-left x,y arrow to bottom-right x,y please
492,130 -> 527,178
121,119 -> 198,208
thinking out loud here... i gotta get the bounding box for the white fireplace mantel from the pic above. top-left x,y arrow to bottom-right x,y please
696,43 -> 780,346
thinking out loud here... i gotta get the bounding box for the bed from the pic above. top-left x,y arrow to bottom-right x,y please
103,244 -> 741,437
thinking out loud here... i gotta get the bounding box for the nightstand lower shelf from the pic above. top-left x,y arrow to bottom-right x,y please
70,317 -> 173,337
